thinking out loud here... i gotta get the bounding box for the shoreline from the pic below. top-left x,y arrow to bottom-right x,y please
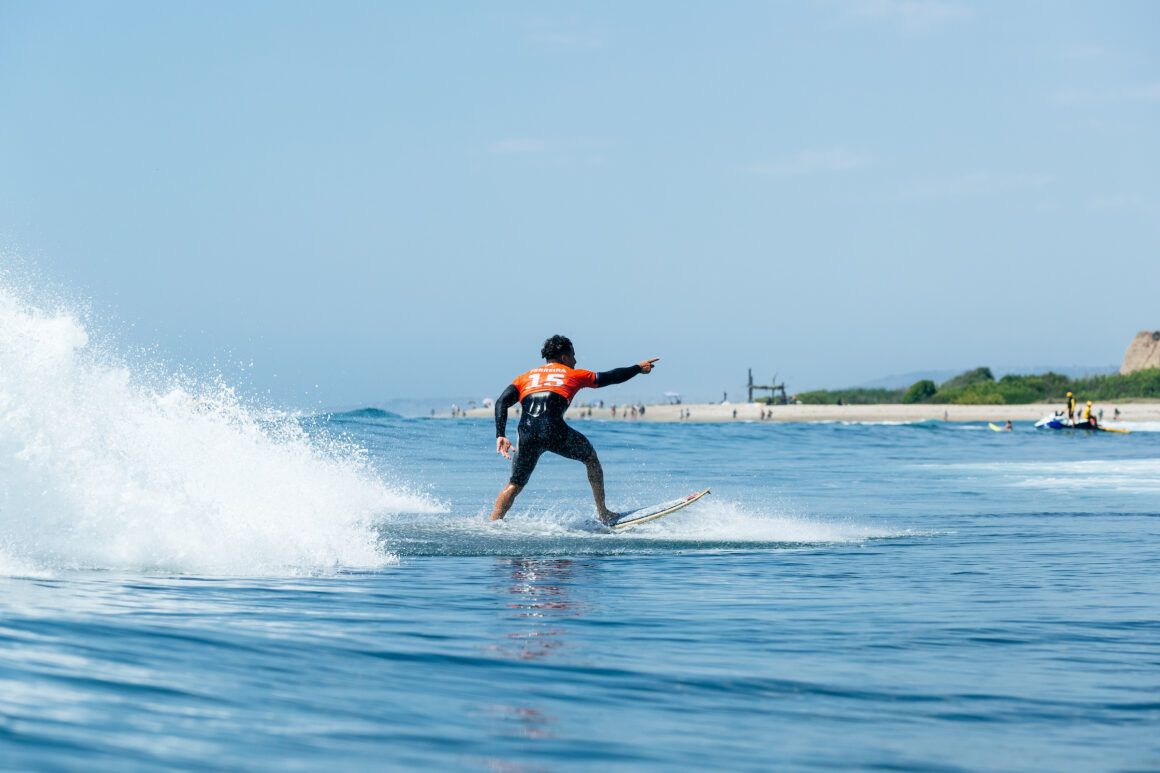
443,401 -> 1160,424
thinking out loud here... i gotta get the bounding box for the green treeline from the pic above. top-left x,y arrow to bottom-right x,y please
795,367 -> 1160,405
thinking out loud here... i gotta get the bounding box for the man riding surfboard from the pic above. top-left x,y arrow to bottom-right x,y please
490,335 -> 657,523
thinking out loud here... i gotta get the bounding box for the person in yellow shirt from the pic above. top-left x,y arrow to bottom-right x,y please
1082,400 -> 1098,427
1066,391 -> 1076,424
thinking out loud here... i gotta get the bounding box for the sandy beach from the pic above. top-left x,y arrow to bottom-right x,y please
448,401 -> 1160,424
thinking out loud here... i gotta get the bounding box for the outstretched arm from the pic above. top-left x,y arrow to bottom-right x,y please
494,384 -> 519,459
595,358 -> 659,387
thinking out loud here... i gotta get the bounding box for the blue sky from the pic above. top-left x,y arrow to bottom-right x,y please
2,1 -> 1157,407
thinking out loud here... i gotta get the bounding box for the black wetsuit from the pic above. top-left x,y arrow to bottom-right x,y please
495,364 -> 641,486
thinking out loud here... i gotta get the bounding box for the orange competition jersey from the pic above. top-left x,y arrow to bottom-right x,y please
512,363 -> 597,403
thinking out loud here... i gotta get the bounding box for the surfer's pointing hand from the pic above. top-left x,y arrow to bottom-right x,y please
639,358 -> 659,374
496,436 -> 513,459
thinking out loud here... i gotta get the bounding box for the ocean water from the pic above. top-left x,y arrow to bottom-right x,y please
2,287 -> 1159,771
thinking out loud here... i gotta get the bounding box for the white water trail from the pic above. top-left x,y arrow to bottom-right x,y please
611,498 -> 907,542
414,497 -> 908,546
0,279 -> 441,576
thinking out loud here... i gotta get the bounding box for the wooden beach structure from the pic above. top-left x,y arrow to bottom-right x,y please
747,369 -> 788,404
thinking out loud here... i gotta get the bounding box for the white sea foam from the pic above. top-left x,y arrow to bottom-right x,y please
1106,421 -> 1160,433
1003,459 -> 1160,494
457,497 -> 905,545
0,280 -> 441,576
612,498 -> 905,543
932,458 -> 1160,495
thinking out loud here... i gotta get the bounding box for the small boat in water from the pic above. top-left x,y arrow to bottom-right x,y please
1034,412 -> 1130,433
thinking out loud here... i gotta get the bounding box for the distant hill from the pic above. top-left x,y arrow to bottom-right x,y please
856,370 -> 962,390
798,366 -> 1159,405
323,397 -> 479,418
857,365 -> 1116,390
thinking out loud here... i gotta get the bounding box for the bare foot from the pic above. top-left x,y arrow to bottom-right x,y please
598,510 -> 618,526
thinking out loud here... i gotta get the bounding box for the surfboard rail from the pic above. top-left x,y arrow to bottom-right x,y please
610,488 -> 711,531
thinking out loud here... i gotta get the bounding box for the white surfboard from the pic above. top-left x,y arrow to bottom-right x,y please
609,489 -> 710,531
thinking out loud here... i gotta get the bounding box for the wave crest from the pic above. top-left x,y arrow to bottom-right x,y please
0,282 -> 441,576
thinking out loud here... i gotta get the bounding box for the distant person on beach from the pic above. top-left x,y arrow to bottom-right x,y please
1114,407 -> 1121,421
490,335 -> 658,523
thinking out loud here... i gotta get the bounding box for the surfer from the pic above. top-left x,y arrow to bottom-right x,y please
490,335 -> 658,524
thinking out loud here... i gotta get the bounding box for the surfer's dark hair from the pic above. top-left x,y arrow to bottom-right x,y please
541,335 -> 575,361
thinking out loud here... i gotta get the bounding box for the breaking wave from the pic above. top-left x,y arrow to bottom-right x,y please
0,277 -> 441,576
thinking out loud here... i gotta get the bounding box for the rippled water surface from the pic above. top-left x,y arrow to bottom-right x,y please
3,415 -> 1159,771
